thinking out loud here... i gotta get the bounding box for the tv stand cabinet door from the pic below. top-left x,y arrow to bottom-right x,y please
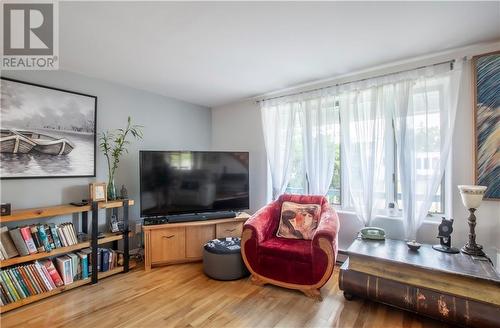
186,225 -> 215,259
150,227 -> 186,263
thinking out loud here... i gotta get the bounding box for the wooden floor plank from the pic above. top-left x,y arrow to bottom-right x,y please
0,263 -> 451,328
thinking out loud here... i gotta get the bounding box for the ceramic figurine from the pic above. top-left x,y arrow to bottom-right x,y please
120,184 -> 128,199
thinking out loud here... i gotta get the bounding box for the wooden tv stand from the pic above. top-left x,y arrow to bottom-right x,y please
143,212 -> 250,271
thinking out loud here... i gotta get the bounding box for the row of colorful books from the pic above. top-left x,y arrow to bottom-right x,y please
0,250 -> 88,306
0,223 -> 80,260
0,247 -> 123,306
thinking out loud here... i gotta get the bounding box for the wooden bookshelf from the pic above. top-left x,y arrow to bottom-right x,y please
0,277 -> 91,312
0,232 -> 129,268
0,200 -> 134,223
100,200 -> 134,210
0,200 -> 134,313
0,260 -> 138,313
98,260 -> 137,279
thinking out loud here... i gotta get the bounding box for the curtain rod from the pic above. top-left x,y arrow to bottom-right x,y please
258,59 -> 456,103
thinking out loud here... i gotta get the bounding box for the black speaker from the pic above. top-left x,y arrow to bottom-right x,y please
0,203 -> 11,216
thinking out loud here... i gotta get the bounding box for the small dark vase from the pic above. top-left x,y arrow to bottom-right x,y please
107,178 -> 117,200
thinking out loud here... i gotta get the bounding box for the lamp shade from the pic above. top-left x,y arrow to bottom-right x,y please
457,185 -> 487,209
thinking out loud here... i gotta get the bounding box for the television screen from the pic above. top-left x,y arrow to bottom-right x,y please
140,151 -> 249,216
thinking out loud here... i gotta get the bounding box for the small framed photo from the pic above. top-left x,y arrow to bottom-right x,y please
109,214 -> 120,233
89,182 -> 107,202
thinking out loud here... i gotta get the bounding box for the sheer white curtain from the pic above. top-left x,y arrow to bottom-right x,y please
260,60 -> 463,235
339,86 -> 387,226
298,92 -> 339,195
260,92 -> 339,199
260,100 -> 297,199
393,62 -> 463,239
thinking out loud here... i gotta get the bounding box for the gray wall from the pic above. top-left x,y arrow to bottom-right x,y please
211,100 -> 268,213
1,70 -> 211,236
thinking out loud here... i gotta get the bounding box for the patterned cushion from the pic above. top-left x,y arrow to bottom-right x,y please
276,201 -> 321,240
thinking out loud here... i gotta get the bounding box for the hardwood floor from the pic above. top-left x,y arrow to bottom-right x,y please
1,263 -> 451,328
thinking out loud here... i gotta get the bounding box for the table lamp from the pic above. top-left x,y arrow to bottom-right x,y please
457,185 -> 487,256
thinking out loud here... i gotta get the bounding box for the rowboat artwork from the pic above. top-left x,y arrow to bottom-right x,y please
0,129 -> 36,154
0,129 -> 75,155
1,78 -> 96,178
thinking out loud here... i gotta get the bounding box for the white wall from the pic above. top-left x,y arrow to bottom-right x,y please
210,42 -> 500,263
0,70 -> 212,233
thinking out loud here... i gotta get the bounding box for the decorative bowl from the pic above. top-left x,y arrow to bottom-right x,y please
407,240 -> 422,251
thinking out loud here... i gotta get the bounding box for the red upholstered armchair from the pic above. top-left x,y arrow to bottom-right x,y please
241,194 -> 339,300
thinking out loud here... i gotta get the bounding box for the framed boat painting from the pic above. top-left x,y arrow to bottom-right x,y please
0,78 -> 97,179
473,51 -> 500,200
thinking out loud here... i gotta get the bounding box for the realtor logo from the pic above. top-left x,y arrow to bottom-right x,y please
2,1 -> 59,69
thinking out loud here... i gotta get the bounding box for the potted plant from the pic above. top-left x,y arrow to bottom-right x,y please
99,116 -> 143,200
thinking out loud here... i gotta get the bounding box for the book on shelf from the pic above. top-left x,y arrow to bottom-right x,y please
77,252 -> 88,279
19,226 -> 38,254
41,260 -> 64,287
56,223 -> 78,247
67,253 -> 80,281
62,223 -> 77,246
37,224 -> 52,252
1,223 -> 79,259
80,248 -> 92,275
44,225 -> 56,250
21,266 -> 40,294
17,266 -> 35,295
55,256 -> 73,285
101,249 -> 110,272
1,270 -> 20,301
27,264 -> 47,293
49,224 -> 62,248
30,226 -> 45,253
109,250 -> 115,270
34,261 -> 54,290
8,228 -> 30,256
7,269 -> 26,298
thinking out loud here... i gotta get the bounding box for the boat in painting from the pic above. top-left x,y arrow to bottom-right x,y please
0,129 -> 37,154
17,130 -> 75,155
0,129 -> 75,155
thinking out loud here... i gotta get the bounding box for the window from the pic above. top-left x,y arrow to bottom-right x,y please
285,118 -> 306,194
283,86 -> 446,214
285,102 -> 341,205
394,86 -> 445,214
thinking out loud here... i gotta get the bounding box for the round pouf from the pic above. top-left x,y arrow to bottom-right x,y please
203,237 -> 249,280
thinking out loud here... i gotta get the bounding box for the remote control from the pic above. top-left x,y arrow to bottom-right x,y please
70,201 -> 89,206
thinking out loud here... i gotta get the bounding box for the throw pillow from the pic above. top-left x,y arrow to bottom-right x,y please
276,201 -> 321,240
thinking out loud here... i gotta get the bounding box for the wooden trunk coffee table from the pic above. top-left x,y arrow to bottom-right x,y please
339,238 -> 500,328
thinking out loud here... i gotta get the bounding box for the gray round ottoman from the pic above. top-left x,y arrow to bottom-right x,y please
203,237 -> 249,280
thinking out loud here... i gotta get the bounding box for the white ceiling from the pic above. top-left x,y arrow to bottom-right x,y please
60,2 -> 500,107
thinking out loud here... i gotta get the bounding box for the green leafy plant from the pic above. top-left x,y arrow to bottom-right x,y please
99,116 -> 143,199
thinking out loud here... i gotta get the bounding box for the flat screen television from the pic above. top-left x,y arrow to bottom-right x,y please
140,151 -> 249,217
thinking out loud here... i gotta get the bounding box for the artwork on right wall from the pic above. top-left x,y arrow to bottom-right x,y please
473,50 -> 500,200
